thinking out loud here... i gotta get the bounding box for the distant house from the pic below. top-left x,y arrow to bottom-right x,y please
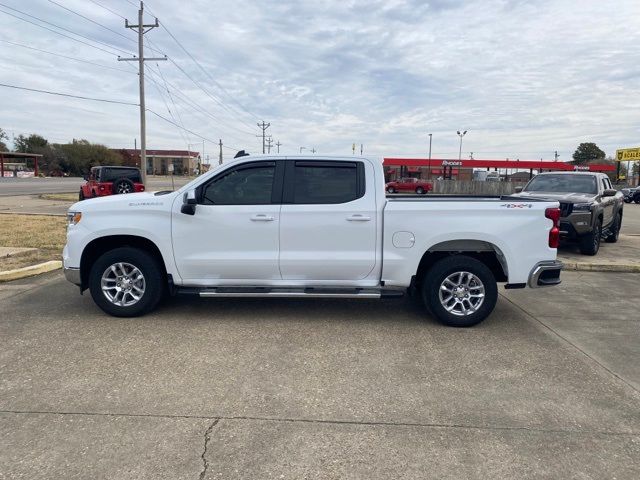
506,171 -> 533,182
113,149 -> 201,175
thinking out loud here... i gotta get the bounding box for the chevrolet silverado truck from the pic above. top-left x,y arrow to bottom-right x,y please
63,156 -> 562,327
513,172 -> 624,255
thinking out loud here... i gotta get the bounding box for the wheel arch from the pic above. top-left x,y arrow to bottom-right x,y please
80,235 -> 167,290
413,239 -> 508,288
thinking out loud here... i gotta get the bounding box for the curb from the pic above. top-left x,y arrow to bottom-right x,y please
0,260 -> 62,282
562,262 -> 640,273
0,211 -> 66,217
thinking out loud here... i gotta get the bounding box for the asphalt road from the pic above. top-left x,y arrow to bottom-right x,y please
0,176 -> 192,196
1,271 -> 638,479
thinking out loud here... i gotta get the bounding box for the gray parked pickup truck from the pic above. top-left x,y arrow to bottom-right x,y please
513,172 -> 624,255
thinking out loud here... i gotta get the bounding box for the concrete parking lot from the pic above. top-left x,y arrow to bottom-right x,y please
1,269 -> 639,479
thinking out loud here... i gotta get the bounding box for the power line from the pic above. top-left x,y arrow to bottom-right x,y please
146,109 -> 238,151
0,8 -> 120,56
0,82 -> 139,105
143,67 -> 251,145
0,3 -> 134,56
88,0 -> 126,20
47,0 -> 137,45
159,20 -> 260,122
0,39 -> 135,74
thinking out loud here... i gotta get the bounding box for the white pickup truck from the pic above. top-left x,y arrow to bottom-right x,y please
63,156 -> 563,327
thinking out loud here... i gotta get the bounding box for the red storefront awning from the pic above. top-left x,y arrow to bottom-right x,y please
383,158 -> 616,172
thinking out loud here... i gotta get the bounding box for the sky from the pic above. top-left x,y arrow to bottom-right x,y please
0,0 -> 638,162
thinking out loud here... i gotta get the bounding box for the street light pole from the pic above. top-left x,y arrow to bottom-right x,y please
455,130 -> 467,180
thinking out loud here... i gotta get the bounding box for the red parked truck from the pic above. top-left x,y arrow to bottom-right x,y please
385,177 -> 433,194
79,166 -> 145,201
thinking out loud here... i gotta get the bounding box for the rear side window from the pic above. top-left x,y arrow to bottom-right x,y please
101,168 -> 140,183
292,161 -> 365,204
201,163 -> 275,205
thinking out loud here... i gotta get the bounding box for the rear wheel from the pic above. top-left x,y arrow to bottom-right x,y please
579,218 -> 602,255
421,255 -> 498,327
605,212 -> 622,243
387,186 -> 396,194
89,247 -> 164,317
416,186 -> 425,194
113,178 -> 135,194
79,189 -> 85,201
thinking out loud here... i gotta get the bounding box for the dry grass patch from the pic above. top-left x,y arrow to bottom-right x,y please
40,193 -> 78,202
0,214 -> 66,271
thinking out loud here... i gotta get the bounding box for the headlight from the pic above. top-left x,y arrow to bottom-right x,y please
572,203 -> 592,212
67,211 -> 82,225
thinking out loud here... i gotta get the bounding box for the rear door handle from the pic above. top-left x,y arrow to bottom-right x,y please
347,214 -> 371,222
250,214 -> 275,221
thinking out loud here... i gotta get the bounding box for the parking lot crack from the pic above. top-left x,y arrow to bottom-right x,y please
500,293 -> 640,395
198,419 -> 219,480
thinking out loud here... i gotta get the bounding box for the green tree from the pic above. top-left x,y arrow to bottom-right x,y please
14,133 -> 48,153
0,128 -> 8,151
56,139 -> 121,176
571,142 -> 606,164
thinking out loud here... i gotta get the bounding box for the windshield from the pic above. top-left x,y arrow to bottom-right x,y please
524,174 -> 598,194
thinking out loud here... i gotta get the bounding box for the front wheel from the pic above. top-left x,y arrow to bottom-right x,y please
415,187 -> 425,194
605,212 -> 622,243
579,219 -> 602,255
421,255 -> 498,327
89,247 -> 164,317
387,186 -> 396,194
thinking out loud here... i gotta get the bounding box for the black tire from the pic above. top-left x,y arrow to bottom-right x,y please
387,186 -> 396,194
79,189 -> 85,201
416,187 -> 425,194
421,255 -> 498,328
89,247 -> 165,317
113,178 -> 135,194
579,218 -> 602,255
635,197 -> 640,204
605,212 -> 622,243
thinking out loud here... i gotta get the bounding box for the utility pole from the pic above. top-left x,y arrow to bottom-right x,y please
275,140 -> 282,153
266,137 -> 273,154
119,1 -> 166,185
310,148 -> 317,154
554,150 -> 559,162
257,121 -> 270,154
360,144 -> 363,156
218,139 -> 223,165
427,133 -> 432,178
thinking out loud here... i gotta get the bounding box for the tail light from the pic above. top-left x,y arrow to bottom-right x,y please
545,207 -> 560,248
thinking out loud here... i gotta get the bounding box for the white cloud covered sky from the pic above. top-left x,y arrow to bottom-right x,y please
0,0 -> 638,161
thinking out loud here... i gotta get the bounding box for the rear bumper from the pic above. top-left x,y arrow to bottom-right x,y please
528,260 -> 563,288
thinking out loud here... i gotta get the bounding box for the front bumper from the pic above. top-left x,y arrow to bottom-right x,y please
528,260 -> 563,288
560,212 -> 592,238
64,266 -> 81,286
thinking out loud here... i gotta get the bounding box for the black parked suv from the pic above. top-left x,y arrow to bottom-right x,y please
513,172 -> 624,255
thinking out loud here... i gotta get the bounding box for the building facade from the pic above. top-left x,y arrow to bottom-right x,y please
114,149 -> 201,175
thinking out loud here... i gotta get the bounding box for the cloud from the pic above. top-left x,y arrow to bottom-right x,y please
0,0 -> 638,161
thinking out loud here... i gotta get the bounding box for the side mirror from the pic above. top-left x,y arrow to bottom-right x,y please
514,186 -> 523,193
181,189 -> 197,215
603,189 -> 617,197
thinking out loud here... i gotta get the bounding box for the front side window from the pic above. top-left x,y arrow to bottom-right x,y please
293,162 -> 362,204
201,164 -> 275,205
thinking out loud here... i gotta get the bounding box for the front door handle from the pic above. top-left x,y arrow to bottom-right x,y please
347,214 -> 371,222
250,214 -> 275,221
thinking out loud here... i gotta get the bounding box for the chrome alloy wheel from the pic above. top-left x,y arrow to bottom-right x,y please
438,271 -> 485,317
101,262 -> 145,307
117,183 -> 133,194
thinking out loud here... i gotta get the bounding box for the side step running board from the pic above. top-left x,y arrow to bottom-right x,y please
179,287 -> 404,299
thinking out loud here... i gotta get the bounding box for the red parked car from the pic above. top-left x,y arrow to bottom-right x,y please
385,177 -> 433,194
79,166 -> 145,201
